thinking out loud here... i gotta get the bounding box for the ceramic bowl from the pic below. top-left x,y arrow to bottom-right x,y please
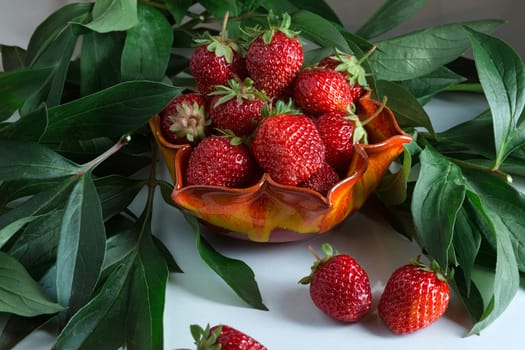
149,96 -> 412,242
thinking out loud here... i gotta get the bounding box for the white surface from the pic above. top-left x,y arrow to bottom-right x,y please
11,94 -> 525,349
2,1 -> 524,349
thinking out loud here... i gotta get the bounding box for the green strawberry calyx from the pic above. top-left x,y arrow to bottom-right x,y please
215,128 -> 251,146
410,256 -> 448,282
193,12 -> 240,64
210,77 -> 270,107
325,45 -> 377,88
261,98 -> 301,117
189,323 -> 222,350
298,243 -> 339,285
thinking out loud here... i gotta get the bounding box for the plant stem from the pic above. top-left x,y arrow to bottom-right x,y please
451,158 -> 513,183
79,134 -> 131,176
139,0 -> 167,11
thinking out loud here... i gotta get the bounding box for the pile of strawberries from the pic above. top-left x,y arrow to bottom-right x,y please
158,13 -> 375,195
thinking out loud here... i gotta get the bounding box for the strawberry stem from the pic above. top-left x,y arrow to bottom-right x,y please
307,244 -> 322,261
219,11 -> 229,43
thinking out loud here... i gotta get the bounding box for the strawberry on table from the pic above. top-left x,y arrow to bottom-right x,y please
378,258 -> 450,334
251,101 -> 325,186
209,77 -> 269,136
299,243 -> 372,322
245,12 -> 303,100
159,92 -> 209,145
185,134 -> 258,188
189,13 -> 246,100
292,67 -> 354,116
191,324 -> 267,350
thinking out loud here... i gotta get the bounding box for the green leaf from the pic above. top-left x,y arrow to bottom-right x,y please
166,0 -> 192,26
466,28 -> 525,170
94,175 -> 146,221
53,253 -> 134,350
368,20 -> 504,81
0,179 -> 75,237
376,143 -> 415,206
186,216 -> 267,310
0,314 -> 51,350
288,0 -> 342,25
25,3 -> 92,65
291,10 -> 350,52
375,79 -> 434,132
126,224 -> 168,350
0,140 -> 79,181
463,170 -> 525,272
83,0 -> 138,33
39,81 -> 181,142
356,0 -> 428,39
0,252 -> 64,317
198,0 -> 232,17
121,5 -> 174,82
411,147 -> 466,270
56,173 -> 106,323
0,45 -> 27,71
435,109 -> 495,158
397,66 -> 467,105
80,30 -> 125,96
459,186 -> 520,335
8,210 -> 63,278
0,103 -> 48,142
0,215 -> 43,249
0,67 -> 52,121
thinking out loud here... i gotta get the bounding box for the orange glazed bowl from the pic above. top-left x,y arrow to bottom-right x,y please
149,96 -> 412,242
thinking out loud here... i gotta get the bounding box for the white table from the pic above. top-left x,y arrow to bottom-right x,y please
12,93 -> 525,349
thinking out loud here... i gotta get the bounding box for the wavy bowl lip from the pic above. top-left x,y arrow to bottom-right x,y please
149,96 -> 412,242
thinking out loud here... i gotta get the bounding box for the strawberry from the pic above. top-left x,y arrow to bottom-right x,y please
315,110 -> 367,174
251,101 -> 325,186
159,92 -> 209,144
189,14 -> 246,99
245,13 -> 303,99
208,78 -> 269,136
185,134 -> 258,187
378,259 -> 450,334
292,67 -> 353,116
191,324 -> 267,350
318,47 -> 375,101
299,243 -> 372,322
299,161 -> 340,195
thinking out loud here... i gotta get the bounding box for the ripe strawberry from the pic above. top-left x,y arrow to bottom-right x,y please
208,78 -> 269,136
299,243 -> 372,322
159,92 -> 209,144
299,161 -> 340,195
245,13 -> 303,99
251,102 -> 325,186
292,67 -> 353,116
318,47 -> 375,101
191,324 -> 267,350
189,14 -> 246,99
378,259 -> 450,334
185,135 -> 257,188
315,110 -> 367,173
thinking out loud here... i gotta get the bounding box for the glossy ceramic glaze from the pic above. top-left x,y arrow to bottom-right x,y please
149,96 -> 412,242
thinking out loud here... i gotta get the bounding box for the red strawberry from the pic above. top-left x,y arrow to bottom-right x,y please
316,110 -> 367,173
245,13 -> 303,99
189,14 -> 246,99
299,162 -> 340,195
378,259 -> 450,334
159,92 -> 209,144
191,324 -> 267,350
208,78 -> 269,136
318,47 -> 375,101
292,67 -> 353,116
299,243 -> 372,322
251,102 -> 325,186
185,135 -> 257,188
